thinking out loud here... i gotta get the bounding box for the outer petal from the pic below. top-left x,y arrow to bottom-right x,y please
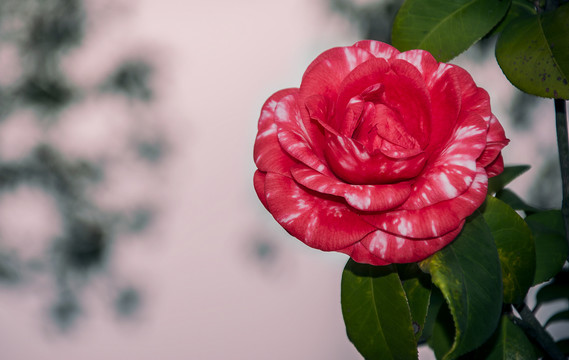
253,170 -> 269,210
299,46 -> 375,104
264,173 -> 376,251
253,89 -> 298,175
290,165 -> 411,212
477,115 -> 510,168
358,225 -> 463,264
364,168 -> 488,239
485,153 -> 505,178
354,40 -> 400,60
273,94 -> 333,176
403,113 -> 487,210
338,241 -> 391,266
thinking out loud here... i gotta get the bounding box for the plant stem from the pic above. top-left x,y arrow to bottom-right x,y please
555,99 -> 569,251
512,303 -> 565,360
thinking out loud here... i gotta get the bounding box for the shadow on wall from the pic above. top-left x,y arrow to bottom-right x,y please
0,0 -> 165,330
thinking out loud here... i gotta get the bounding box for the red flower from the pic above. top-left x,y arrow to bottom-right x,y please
253,41 -> 509,265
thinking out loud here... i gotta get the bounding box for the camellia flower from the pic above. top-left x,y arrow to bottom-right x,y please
253,40 -> 509,265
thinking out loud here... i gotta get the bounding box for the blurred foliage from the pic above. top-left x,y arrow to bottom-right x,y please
0,0 -> 165,330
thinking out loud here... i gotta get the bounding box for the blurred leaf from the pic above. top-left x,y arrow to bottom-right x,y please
465,315 -> 536,359
481,196 -> 535,304
525,210 -> 568,284
545,309 -> 569,327
392,0 -> 510,61
341,260 -> 417,360
419,211 -> 503,359
402,274 -> 431,340
495,188 -> 539,212
488,165 -> 530,194
496,3 -> 569,98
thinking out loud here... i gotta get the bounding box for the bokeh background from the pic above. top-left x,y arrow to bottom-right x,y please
0,0 -> 563,359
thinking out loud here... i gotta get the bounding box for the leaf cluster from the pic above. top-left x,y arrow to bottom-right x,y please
342,167 -> 569,359
391,0 -> 569,99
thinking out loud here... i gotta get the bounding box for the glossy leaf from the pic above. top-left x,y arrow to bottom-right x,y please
392,0 -> 511,62
402,275 -> 431,340
525,210 -> 568,284
487,165 -> 530,194
341,260 -> 417,360
495,188 -> 539,212
465,315 -> 536,359
489,0 -> 537,35
420,286 -> 444,344
481,196 -> 535,304
496,4 -> 569,99
419,212 -> 503,359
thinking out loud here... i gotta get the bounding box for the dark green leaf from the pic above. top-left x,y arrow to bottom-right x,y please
525,210 -> 568,284
420,286 -> 444,344
341,260 -> 417,360
402,275 -> 431,340
392,0 -> 511,62
465,315 -> 536,359
419,212 -> 503,359
545,309 -> 569,327
555,338 -> 569,356
496,4 -> 569,99
428,301 -> 454,359
481,196 -> 535,304
489,0 -> 537,36
495,188 -> 539,212
487,165 -> 531,194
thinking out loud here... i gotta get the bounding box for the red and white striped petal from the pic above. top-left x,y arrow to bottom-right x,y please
324,133 -> 428,184
478,115 -> 510,167
338,241 -> 391,266
485,153 -> 505,178
395,49 -> 440,85
290,166 -> 411,212
299,46 -> 375,105
354,40 -> 400,61
253,89 -> 298,175
253,170 -> 269,210
359,225 -> 463,264
365,168 -> 488,239
271,94 -> 333,176
403,113 -> 487,209
264,173 -> 376,251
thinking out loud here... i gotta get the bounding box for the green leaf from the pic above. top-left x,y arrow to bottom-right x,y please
489,0 -> 537,36
495,188 -> 539,212
525,210 -> 568,284
555,338 -> 569,356
465,315 -> 536,359
420,286 -> 444,344
419,212 -> 503,359
487,165 -> 530,194
481,196 -> 536,304
402,275 -> 431,340
496,3 -> 569,99
428,301 -> 455,359
391,0 -> 511,62
341,260 -> 417,360
545,309 -> 569,327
